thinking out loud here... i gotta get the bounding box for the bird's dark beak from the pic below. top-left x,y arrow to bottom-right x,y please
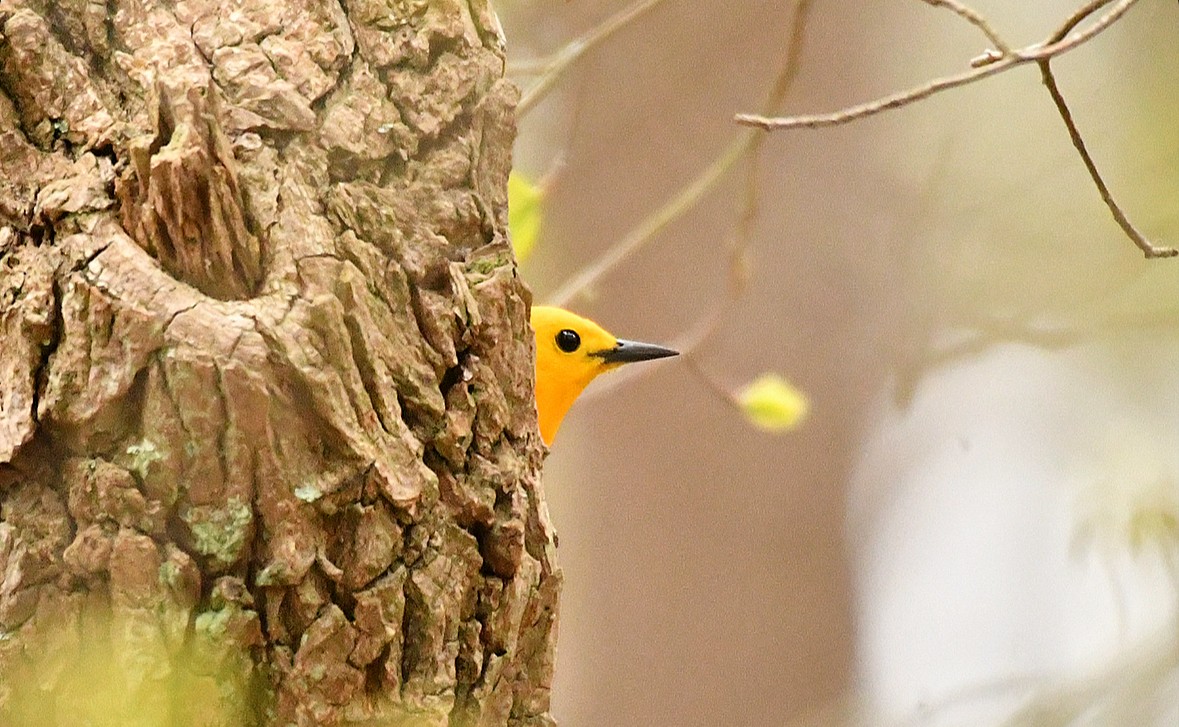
595,339 -> 679,364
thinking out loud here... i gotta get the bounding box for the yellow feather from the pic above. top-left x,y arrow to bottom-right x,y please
530,306 -> 677,445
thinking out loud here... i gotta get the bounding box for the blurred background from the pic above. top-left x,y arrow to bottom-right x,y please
497,1 -> 1179,725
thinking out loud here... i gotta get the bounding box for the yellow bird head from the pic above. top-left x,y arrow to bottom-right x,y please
530,305 -> 678,445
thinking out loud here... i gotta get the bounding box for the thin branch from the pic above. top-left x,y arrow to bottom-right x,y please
547,138 -> 747,307
516,0 -> 667,116
575,0 -> 816,401
736,0 -> 1170,261
737,56 -> 1013,130
1048,0 -> 1119,43
506,57 -> 551,76
550,0 -> 814,308
1038,61 -> 1177,258
919,0 -> 1012,54
670,0 -> 814,358
680,354 -> 745,415
734,0 -> 1141,130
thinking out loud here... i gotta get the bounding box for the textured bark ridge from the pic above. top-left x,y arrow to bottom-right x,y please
0,1 -> 559,725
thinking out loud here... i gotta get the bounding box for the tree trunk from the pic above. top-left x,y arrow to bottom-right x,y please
0,1 -> 559,725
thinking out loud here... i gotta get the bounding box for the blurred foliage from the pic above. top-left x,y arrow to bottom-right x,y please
1,600 -> 451,726
509,171 -> 544,264
737,373 -> 809,433
1,603 -> 262,727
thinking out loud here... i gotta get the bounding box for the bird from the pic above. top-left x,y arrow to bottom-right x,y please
531,305 -> 678,445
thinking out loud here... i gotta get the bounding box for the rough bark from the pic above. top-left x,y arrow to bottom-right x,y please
0,1 -> 559,725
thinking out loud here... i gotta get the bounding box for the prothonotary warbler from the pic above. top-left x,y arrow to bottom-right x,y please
531,305 -> 678,445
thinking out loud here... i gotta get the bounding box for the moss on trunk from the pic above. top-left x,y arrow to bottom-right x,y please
0,1 -> 558,724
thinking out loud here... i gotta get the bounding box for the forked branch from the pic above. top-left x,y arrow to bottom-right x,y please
734,0 -> 1175,259
734,0 -> 1138,130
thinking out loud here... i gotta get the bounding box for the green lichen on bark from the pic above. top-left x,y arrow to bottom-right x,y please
0,0 -> 558,724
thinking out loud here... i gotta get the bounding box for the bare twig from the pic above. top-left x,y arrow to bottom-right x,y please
1048,0 -> 1119,42
671,0 -> 815,384
734,0 -> 1141,130
507,57 -> 551,76
547,137 -> 747,307
919,0 -> 1012,54
1038,62 -> 1177,258
737,0 -> 1172,260
577,0 -> 815,402
737,57 -> 1009,130
550,0 -> 815,309
516,0 -> 668,116
1034,0 -> 1170,258
681,354 -> 744,413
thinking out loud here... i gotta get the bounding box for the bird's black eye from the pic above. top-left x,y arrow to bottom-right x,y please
555,329 -> 581,353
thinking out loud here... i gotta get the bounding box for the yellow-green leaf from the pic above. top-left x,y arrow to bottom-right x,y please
508,171 -> 544,263
737,373 -> 809,433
